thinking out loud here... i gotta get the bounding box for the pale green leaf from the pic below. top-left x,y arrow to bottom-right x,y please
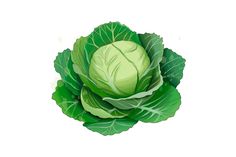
89,41 -> 150,97
81,86 -> 128,118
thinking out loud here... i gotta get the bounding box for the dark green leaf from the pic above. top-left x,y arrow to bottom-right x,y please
160,48 -> 186,87
84,118 -> 137,136
52,80 -> 100,123
54,49 -> 82,95
128,83 -> 181,123
137,33 -> 164,92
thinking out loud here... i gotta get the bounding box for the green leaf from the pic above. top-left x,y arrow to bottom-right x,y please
81,86 -> 128,118
54,49 -> 82,95
148,66 -> 163,89
71,37 -> 88,81
128,83 -> 181,123
160,48 -> 186,87
103,92 -> 148,110
52,80 -> 100,123
102,69 -> 163,110
83,118 -> 137,136
72,37 -> 108,97
139,33 -> 164,63
136,33 -> 164,92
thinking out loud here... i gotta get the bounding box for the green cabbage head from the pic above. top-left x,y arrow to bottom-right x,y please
52,22 -> 185,135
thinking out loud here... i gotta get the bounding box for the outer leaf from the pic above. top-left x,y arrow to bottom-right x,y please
103,33 -> 164,110
83,118 -> 137,136
128,83 -> 181,123
72,37 -> 108,97
160,48 -> 186,87
52,80 -> 100,123
54,49 -> 83,95
148,66 -> 162,89
71,37 -> 88,82
81,86 -> 128,118
137,33 -> 164,92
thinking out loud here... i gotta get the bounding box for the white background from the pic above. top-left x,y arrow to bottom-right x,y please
0,0 -> 236,156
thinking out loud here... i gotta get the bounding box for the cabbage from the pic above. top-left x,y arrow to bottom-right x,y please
52,22 -> 185,135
